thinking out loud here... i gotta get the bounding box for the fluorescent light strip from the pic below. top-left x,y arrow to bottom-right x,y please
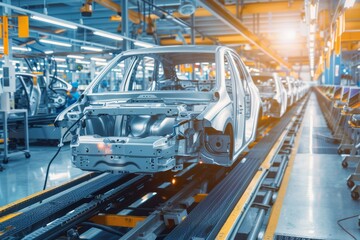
45,50 -> 54,54
31,15 -> 77,29
310,3 -> 317,20
40,39 -> 72,47
0,46 -> 30,51
344,0 -> 356,8
54,57 -> 66,62
67,55 -> 84,59
90,57 -> 107,62
134,41 -> 153,48
75,59 -> 90,64
93,31 -> 123,41
81,46 -> 103,52
13,46 -> 30,51
57,69 -> 65,72
57,64 -> 68,68
95,61 -> 107,66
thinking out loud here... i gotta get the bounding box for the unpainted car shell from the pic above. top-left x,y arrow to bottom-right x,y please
15,73 -> 71,116
55,46 -> 261,173
252,73 -> 288,118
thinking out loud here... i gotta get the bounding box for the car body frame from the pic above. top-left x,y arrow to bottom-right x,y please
252,73 -> 288,118
55,45 -> 261,173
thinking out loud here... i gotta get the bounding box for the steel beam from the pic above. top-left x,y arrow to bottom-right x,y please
196,0 -> 291,69
94,0 -> 142,24
174,0 -> 303,18
345,22 -> 360,32
160,34 -> 248,45
342,32 -> 360,42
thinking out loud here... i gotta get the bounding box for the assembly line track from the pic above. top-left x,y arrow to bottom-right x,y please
0,96 -> 308,240
0,174 -> 149,239
166,97 -> 308,239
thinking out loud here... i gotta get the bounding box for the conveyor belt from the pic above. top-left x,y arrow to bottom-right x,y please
166,99 -> 307,239
0,173 -> 128,239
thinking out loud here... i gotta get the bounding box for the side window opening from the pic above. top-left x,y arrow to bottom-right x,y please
224,56 -> 233,101
232,54 -> 251,119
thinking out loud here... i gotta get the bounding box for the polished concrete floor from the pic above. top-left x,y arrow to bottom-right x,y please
276,93 -> 360,239
0,144 -> 84,207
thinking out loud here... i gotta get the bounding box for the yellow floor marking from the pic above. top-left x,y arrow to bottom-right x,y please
216,119 -> 295,240
263,122 -> 304,239
0,212 -> 21,223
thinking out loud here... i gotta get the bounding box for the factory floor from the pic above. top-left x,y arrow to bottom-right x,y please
0,144 -> 84,206
274,93 -> 360,239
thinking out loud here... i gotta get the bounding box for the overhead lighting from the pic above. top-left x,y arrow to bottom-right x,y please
309,34 -> 315,41
81,46 -> 103,52
93,31 -> 123,41
57,64 -> 68,68
44,50 -> 54,54
310,3 -> 317,20
13,46 -> 31,51
344,0 -> 356,8
54,57 -> 66,62
95,61 -> 107,66
75,59 -> 90,64
324,47 -> 329,52
244,44 -> 252,51
31,15 -> 78,29
67,55 -> 84,59
0,46 -> 31,52
134,41 -> 153,48
90,57 -> 106,62
40,39 -> 72,47
57,69 -> 65,72
309,24 -> 316,33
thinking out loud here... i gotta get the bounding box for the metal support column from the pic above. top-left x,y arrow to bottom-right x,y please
329,52 -> 335,85
121,0 -> 129,51
334,53 -> 341,85
1,0 -> 13,112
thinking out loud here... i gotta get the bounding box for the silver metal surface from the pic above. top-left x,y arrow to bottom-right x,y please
56,46 -> 261,173
276,93 -> 360,240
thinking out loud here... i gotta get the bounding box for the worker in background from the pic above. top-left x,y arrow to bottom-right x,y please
98,80 -> 109,93
66,82 -> 80,106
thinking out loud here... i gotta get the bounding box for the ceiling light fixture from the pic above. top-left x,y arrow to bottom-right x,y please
67,55 -> 84,59
93,31 -> 123,41
81,46 -> 103,52
344,0 -> 356,8
75,59 -> 90,64
310,3 -> 317,20
0,46 -> 31,51
95,61 -> 107,66
134,41 -> 154,48
44,50 -> 54,54
90,57 -> 106,62
40,39 -> 72,47
31,15 -> 78,29
54,57 -> 66,62
57,64 -> 68,68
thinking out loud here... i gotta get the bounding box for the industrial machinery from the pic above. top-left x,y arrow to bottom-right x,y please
56,45 -> 261,173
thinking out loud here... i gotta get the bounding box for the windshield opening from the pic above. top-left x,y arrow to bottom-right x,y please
91,52 -> 217,93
